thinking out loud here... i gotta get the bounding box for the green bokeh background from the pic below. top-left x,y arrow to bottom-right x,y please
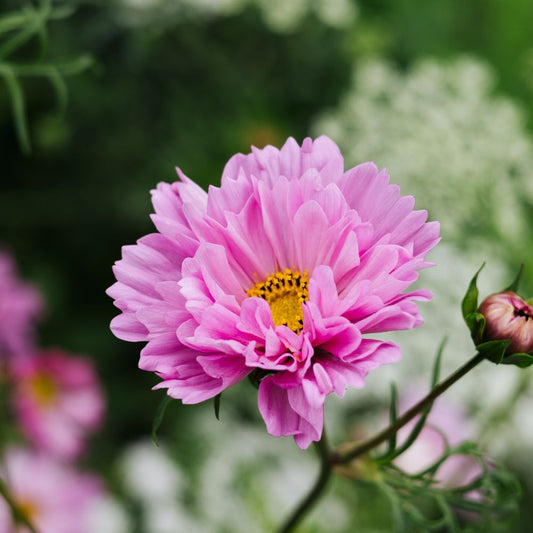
1,0 -> 533,530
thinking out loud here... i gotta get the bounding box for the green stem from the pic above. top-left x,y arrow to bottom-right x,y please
336,352 -> 485,464
277,429 -> 333,533
277,352 -> 485,532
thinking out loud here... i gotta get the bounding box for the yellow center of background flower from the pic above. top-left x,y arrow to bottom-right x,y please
16,498 -> 39,524
29,373 -> 57,408
247,269 -> 309,333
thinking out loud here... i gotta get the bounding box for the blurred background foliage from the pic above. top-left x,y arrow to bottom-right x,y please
1,0 -> 533,531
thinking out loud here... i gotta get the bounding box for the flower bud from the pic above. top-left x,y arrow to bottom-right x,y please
478,291 -> 533,355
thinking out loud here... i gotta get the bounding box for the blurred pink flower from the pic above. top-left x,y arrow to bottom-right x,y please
107,136 -> 439,448
395,390 -> 482,488
11,350 -> 104,460
0,448 -> 102,533
0,252 -> 43,358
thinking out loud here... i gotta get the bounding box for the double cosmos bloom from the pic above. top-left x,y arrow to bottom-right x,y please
108,136 -> 440,448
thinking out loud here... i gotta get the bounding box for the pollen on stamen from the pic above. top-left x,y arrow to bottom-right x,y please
247,269 -> 309,333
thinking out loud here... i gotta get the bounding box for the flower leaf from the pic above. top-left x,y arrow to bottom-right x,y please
461,263 -> 485,325
477,339 -> 512,365
214,392 -> 222,420
500,352 -> 533,368
377,439 -> 520,532
504,264 -> 524,293
151,394 -> 172,447
380,383 -> 398,458
465,312 -> 486,345
431,338 -> 445,387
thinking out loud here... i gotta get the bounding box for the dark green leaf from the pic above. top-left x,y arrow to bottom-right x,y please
378,340 -> 447,464
379,383 -> 398,458
151,394 -> 172,447
1,69 -> 31,153
501,352 -> 533,368
431,338 -> 446,387
504,264 -> 524,293
477,339 -> 512,364
461,263 -> 485,324
214,393 -> 222,420
465,312 -> 486,345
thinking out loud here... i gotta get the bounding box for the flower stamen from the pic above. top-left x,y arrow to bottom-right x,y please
247,269 -> 309,333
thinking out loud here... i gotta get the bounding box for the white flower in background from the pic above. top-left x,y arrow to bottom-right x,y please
255,0 -> 308,32
116,0 -> 357,30
114,0 -> 245,26
195,409 -> 350,532
117,419 -> 349,532
256,0 -> 357,32
313,56 -> 533,247
314,0 -> 358,29
119,440 -> 183,501
87,496 -> 132,533
118,440 -> 204,533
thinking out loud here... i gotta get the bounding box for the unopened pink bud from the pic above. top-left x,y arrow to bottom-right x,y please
478,291 -> 533,355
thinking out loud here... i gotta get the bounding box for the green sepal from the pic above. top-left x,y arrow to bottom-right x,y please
461,263 -> 485,326
151,394 -> 172,447
214,393 -> 222,420
501,352 -> 533,368
504,264 -> 524,293
465,312 -> 486,345
477,339 -> 512,365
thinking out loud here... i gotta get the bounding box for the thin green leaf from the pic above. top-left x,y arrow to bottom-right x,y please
461,263 -> 485,324
214,393 -> 222,420
10,55 -> 94,76
1,67 -> 31,153
49,5 -> 76,21
431,337 -> 446,387
151,394 -> 172,447
0,13 -> 30,35
504,264 -> 524,292
374,383 -> 398,462
435,495 -> 459,533
379,340 -> 447,464
386,383 -> 398,449
376,481 -> 406,533
46,68 -> 68,114
0,11 -> 41,60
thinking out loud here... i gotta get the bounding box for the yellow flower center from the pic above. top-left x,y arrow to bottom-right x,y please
29,373 -> 57,407
16,498 -> 39,524
247,269 -> 309,333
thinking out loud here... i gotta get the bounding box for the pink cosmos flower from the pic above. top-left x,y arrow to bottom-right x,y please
0,252 -> 43,358
107,136 -> 439,448
11,350 -> 105,460
0,448 -> 102,533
